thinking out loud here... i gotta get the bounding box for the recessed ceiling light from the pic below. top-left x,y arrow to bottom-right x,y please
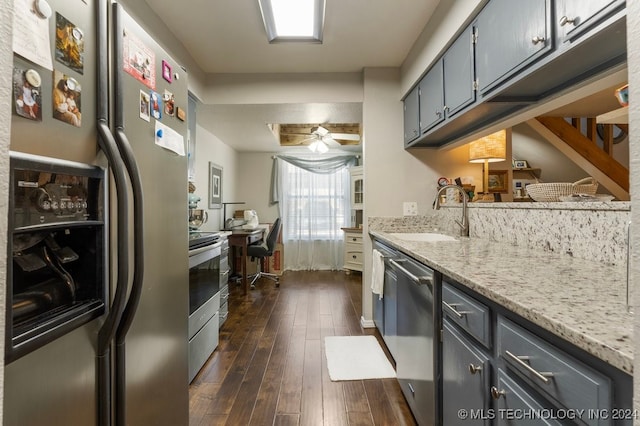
258,0 -> 325,43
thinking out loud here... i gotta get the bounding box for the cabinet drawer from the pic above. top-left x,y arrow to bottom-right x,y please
344,233 -> 363,245
220,284 -> 229,304
345,251 -> 363,265
442,281 -> 491,348
495,369 -> 562,426
345,242 -> 362,253
497,317 -> 611,421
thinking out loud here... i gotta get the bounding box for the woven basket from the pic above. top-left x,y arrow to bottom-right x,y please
526,177 -> 598,202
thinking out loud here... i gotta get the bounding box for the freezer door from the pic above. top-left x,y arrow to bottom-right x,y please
112,5 -> 189,425
4,1 -> 103,425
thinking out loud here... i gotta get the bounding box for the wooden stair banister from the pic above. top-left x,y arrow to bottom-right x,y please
528,116 -> 629,200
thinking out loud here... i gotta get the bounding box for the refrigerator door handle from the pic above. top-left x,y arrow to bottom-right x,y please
111,4 -> 147,425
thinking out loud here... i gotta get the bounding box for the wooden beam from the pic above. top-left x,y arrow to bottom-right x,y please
530,117 -> 629,197
586,118 -> 597,143
571,118 -> 580,129
602,124 -> 614,155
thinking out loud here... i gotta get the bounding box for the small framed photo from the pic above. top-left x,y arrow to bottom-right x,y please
514,160 -> 528,169
487,170 -> 508,193
161,60 -> 172,83
208,162 -> 222,209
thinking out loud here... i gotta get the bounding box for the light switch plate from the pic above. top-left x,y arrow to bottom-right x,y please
403,201 -> 418,216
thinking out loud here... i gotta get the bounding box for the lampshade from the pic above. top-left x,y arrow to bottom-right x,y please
468,130 -> 506,163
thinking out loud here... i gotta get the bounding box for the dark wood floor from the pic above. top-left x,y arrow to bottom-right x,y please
189,270 -> 417,426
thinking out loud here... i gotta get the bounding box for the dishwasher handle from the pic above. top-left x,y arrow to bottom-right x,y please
389,259 -> 433,286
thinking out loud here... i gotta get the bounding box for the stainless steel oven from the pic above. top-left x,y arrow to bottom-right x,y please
188,232 -> 221,382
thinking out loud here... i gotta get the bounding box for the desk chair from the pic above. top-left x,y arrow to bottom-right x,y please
247,218 -> 282,289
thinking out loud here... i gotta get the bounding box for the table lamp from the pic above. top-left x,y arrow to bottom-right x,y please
468,130 -> 506,194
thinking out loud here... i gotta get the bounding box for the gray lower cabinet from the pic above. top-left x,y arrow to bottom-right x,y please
494,369 -> 562,426
557,0 -> 624,42
442,320 -> 491,426
475,0 -> 552,95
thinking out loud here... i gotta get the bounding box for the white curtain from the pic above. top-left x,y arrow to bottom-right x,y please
274,155 -> 355,270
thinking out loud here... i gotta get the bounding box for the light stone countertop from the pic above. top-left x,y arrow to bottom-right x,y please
370,230 -> 633,375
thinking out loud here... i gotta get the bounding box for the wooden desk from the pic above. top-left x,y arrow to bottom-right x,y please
228,229 -> 264,294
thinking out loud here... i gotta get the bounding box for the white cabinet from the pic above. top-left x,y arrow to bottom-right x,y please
342,228 -> 363,273
349,166 -> 363,211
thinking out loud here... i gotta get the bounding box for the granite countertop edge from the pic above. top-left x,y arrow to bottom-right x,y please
370,230 -> 633,375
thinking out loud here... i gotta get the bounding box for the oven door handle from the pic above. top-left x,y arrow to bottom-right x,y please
189,241 -> 222,257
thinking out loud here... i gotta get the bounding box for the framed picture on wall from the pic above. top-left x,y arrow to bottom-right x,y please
487,170 -> 508,192
208,162 -> 222,209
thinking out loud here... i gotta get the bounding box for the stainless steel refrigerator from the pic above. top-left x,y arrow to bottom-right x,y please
5,0 -> 189,424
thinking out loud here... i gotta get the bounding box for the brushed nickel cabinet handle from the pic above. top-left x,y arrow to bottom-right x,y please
559,15 -> 576,26
490,386 -> 505,400
532,36 -> 545,44
505,350 -> 554,384
468,364 -> 482,375
443,301 -> 471,319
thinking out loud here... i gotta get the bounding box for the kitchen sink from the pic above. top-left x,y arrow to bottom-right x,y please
388,232 -> 458,242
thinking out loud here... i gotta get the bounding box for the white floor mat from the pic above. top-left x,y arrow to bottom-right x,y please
324,335 -> 396,381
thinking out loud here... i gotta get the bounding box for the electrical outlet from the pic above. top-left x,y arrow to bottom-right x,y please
403,201 -> 418,216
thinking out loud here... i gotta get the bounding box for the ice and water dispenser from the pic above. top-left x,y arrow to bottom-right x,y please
6,152 -> 107,362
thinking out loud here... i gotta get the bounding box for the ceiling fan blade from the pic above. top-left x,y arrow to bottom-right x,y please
312,126 -> 330,137
330,133 -> 360,141
322,136 -> 341,147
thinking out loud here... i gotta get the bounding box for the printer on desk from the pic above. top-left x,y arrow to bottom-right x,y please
242,210 -> 259,230
225,209 -> 259,230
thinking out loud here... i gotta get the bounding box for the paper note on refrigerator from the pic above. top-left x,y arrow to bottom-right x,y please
13,0 -> 54,70
155,121 -> 185,156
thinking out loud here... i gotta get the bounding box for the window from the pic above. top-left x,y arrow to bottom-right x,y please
282,160 -> 349,241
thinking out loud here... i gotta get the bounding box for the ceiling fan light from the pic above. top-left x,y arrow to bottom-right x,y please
317,140 -> 329,153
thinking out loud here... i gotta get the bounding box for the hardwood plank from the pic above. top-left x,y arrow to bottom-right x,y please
382,379 -> 417,426
274,414 -> 300,426
343,381 -> 370,413
364,380 -> 403,426
300,339 -> 323,425
348,412 -> 375,426
277,326 -> 306,414
321,328 -> 348,426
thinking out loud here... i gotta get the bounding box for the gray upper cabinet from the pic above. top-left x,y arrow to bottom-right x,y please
416,25 -> 475,139
443,25 -> 476,118
557,0 -> 624,42
475,0 -> 552,96
418,60 -> 444,134
403,86 -> 420,144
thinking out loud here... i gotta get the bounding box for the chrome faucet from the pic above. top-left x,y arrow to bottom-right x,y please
434,185 -> 469,237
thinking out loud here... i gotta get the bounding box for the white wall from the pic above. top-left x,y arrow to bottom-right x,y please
235,152 -> 280,224
0,0 -> 12,420
201,72 -> 363,105
191,124 -> 240,232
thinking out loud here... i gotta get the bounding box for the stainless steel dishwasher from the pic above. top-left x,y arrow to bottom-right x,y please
393,253 -> 439,426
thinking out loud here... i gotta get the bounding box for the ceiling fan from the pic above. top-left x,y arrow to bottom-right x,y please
277,124 -> 361,151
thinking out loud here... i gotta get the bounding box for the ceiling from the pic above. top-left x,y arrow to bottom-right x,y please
142,0 -> 442,152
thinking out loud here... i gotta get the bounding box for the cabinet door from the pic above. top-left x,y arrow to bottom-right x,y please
494,369 -> 562,426
443,25 -> 476,118
557,0 -> 622,42
418,60 -> 445,133
403,86 -> 420,144
442,321 -> 491,426
475,0 -> 551,95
